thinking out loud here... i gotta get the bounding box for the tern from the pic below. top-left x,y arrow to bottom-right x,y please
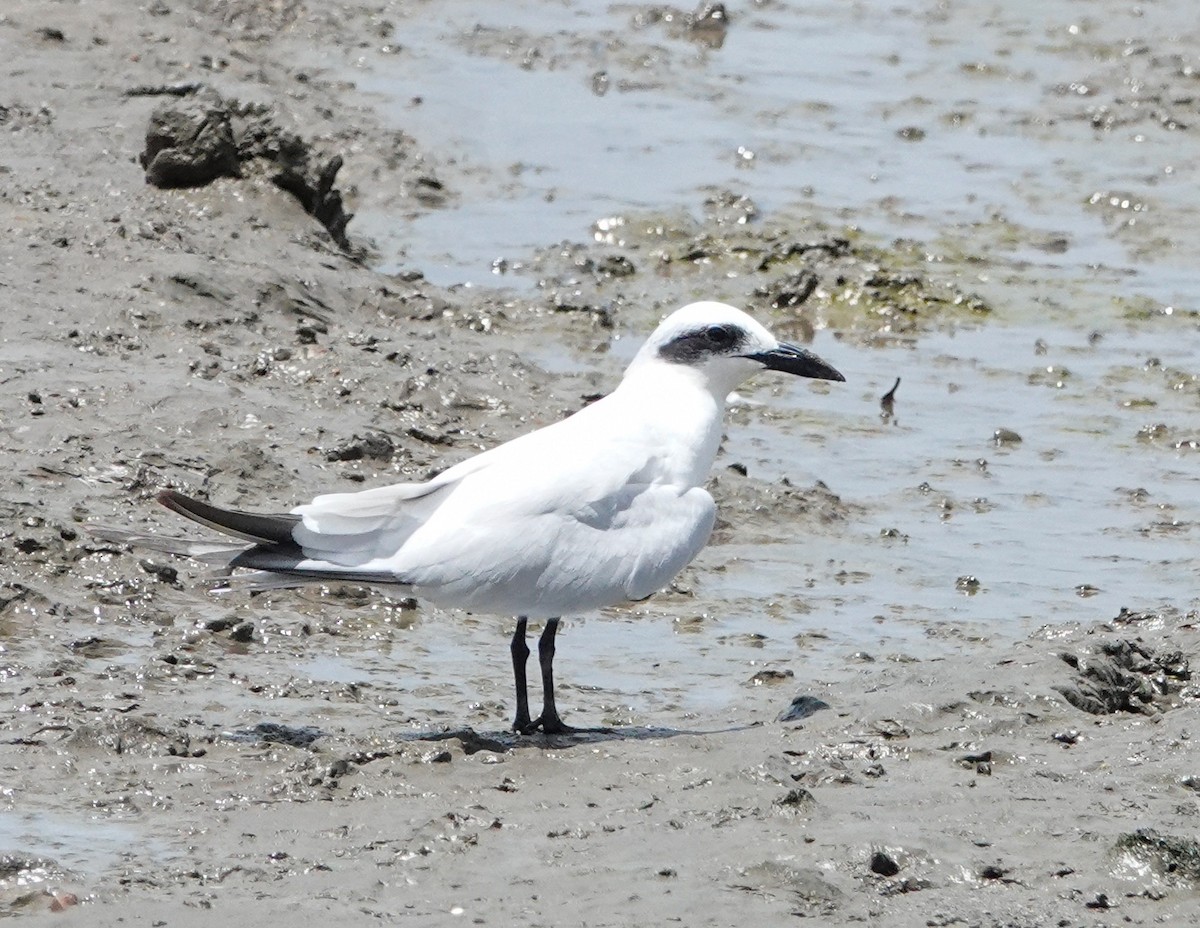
116,301 -> 844,734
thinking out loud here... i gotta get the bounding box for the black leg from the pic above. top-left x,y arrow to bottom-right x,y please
533,618 -> 573,734
510,616 -> 533,733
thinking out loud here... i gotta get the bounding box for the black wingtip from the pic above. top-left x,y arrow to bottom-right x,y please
156,488 -> 187,515
156,489 -> 300,545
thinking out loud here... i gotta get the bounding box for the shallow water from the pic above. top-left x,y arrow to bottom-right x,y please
0,811 -> 147,880
726,322 -> 1200,641
358,0 -> 1199,310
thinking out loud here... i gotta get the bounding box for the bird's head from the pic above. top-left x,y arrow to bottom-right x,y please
627,301 -> 845,399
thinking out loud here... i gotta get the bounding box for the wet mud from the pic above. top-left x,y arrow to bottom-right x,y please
2,1 -> 1200,925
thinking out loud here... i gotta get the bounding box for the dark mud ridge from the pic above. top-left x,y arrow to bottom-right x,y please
135,85 -> 357,254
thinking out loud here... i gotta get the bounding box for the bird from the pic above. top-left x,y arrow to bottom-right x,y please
112,301 -> 844,734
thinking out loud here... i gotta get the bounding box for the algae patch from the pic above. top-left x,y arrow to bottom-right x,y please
524,198 -> 994,341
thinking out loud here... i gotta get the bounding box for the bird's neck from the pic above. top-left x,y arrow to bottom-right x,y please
614,363 -> 728,487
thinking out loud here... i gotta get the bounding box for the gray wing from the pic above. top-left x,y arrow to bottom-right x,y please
402,481 -> 717,615
565,483 -> 717,602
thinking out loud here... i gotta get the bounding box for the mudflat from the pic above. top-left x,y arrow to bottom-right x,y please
2,2 -> 1197,924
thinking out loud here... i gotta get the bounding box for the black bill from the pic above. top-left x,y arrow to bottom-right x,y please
743,343 -> 845,382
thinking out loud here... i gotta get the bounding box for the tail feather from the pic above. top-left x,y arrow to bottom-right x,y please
212,569 -> 311,593
230,545 -> 405,586
98,489 -> 412,593
157,489 -> 300,544
89,525 -> 247,563
217,564 -> 403,590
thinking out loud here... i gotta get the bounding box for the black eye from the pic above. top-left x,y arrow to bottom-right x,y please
704,324 -> 737,347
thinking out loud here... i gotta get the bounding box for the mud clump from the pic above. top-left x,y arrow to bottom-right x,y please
636,2 -> 731,50
138,86 -> 356,251
709,475 -> 856,543
1115,830 -> 1200,888
728,861 -> 843,918
0,853 -> 74,915
777,694 -> 831,722
139,88 -> 240,187
869,850 -> 901,877
756,269 -> 819,311
773,787 -> 817,813
222,722 -> 324,749
325,432 -> 398,463
0,853 -> 61,881
1054,638 -> 1191,715
63,714 -> 196,756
